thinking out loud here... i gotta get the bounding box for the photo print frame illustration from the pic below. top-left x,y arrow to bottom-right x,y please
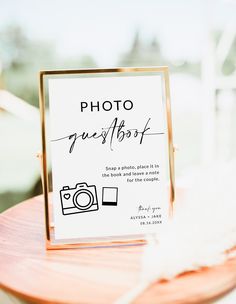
39,67 -> 175,249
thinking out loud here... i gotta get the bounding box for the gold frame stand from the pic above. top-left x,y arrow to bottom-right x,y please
38,66 -> 175,250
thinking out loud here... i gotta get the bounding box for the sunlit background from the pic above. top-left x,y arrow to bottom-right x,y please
0,0 -> 236,212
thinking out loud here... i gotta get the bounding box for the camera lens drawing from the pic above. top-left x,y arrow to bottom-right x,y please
60,182 -> 99,215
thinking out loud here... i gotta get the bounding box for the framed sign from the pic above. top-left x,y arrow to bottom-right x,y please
39,67 -> 175,249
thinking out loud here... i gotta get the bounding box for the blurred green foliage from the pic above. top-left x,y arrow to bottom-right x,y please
213,30 -> 236,76
223,38 -> 236,75
0,24 -> 235,212
118,31 -> 201,76
0,25 -> 97,107
0,25 -> 55,106
1,25 -> 235,111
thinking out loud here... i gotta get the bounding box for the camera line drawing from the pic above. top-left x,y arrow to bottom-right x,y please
60,183 -> 118,215
60,183 -> 99,215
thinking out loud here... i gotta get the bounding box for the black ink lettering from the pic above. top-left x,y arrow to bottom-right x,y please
102,101 -> 112,111
52,118 -> 164,153
81,102 -> 88,112
113,100 -> 122,110
123,100 -> 133,110
91,101 -> 100,112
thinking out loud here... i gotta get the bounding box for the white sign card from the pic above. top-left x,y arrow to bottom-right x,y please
40,68 -> 174,246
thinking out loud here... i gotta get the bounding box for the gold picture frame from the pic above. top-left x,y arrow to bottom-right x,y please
38,66 -> 175,250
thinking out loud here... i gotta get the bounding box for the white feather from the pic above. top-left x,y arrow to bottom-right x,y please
114,161 -> 236,304
141,161 -> 236,281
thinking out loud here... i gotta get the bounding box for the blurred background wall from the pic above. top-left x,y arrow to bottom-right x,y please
0,0 -> 236,211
